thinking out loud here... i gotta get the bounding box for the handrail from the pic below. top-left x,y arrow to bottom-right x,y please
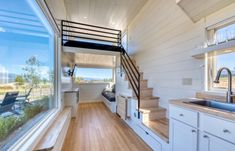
120,48 -> 141,118
63,29 -> 118,39
62,20 -> 121,32
61,20 -> 121,46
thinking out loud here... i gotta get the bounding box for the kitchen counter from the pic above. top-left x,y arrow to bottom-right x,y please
170,98 -> 235,122
62,88 -> 79,93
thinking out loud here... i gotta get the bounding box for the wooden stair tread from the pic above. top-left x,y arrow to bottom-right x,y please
140,98 -> 159,102
134,96 -> 160,100
142,118 -> 169,143
34,108 -> 71,151
139,107 -> 166,113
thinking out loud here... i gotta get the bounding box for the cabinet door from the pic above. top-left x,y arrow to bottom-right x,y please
199,133 -> 235,151
170,119 -> 198,151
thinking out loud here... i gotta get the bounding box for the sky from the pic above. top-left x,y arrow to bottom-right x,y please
75,68 -> 112,79
0,0 -> 53,80
216,52 -> 235,71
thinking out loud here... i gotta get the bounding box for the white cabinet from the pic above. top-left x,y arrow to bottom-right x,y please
134,124 -> 162,151
199,132 -> 235,151
170,119 -> 198,151
170,105 -> 235,151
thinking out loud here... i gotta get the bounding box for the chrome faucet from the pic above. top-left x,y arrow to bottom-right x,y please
214,67 -> 234,103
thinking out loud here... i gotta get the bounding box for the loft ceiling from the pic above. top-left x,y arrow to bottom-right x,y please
63,0 -> 148,30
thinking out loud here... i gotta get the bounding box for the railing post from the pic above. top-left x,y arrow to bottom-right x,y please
118,31 -> 122,47
61,20 -> 63,46
138,74 -> 140,119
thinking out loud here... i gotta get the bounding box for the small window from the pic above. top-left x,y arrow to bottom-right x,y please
207,21 -> 235,46
207,52 -> 235,91
74,68 -> 113,83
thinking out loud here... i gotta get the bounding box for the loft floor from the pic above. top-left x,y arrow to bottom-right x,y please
62,102 -> 151,151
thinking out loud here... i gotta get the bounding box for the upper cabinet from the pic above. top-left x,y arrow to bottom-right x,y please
176,0 -> 235,22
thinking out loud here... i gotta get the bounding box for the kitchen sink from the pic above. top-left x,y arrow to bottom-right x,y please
186,100 -> 235,112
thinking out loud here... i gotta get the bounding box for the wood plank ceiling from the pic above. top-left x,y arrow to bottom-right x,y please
63,0 -> 148,30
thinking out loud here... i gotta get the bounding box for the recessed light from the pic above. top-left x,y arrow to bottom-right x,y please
83,16 -> 87,19
111,22 -> 115,25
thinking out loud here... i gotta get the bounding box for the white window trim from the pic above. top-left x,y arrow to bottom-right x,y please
8,1 -> 62,150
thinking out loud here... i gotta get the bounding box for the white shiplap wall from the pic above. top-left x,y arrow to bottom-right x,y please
76,83 -> 110,103
127,0 -> 235,112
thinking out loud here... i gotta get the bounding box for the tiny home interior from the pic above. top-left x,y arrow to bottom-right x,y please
1,0 -> 235,151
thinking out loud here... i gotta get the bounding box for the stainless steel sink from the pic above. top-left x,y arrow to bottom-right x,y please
186,100 -> 235,112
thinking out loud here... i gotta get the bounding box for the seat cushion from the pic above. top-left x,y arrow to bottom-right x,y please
102,91 -> 115,102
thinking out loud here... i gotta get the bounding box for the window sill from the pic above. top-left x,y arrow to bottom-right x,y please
77,82 -> 112,85
9,108 -> 60,151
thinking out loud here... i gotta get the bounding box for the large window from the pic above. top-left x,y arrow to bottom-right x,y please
0,0 -> 56,149
207,52 -> 235,91
74,68 -> 113,83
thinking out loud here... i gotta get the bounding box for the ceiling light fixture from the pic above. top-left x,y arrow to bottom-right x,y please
83,16 -> 87,19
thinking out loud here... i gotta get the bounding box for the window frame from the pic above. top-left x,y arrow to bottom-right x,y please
206,16 -> 235,46
8,0 -> 62,150
205,17 -> 235,93
75,67 -> 115,84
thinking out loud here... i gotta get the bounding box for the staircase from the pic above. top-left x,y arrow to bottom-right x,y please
122,56 -> 167,122
121,55 -> 169,141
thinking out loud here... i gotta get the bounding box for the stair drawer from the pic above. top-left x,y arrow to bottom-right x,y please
133,124 -> 162,151
170,105 -> 198,127
201,114 -> 235,144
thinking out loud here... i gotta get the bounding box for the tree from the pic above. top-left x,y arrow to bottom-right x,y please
15,75 -> 25,86
42,78 -> 48,85
22,56 -> 41,87
75,76 -> 84,83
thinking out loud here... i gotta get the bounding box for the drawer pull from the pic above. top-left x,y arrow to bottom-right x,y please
223,129 -> 231,134
191,130 -> 196,133
145,131 -> 149,135
203,135 -> 209,138
134,113 -> 136,117
179,114 -> 184,117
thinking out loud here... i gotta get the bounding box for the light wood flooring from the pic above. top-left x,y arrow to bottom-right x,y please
62,102 -> 152,151
143,118 -> 169,142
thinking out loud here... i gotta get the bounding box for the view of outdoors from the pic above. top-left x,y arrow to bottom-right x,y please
74,68 -> 113,83
0,0 -> 55,149
211,52 -> 235,89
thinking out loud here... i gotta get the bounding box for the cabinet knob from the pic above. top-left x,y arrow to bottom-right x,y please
134,113 -> 136,117
191,130 -> 196,133
179,114 -> 184,117
203,135 -> 209,138
223,129 -> 231,134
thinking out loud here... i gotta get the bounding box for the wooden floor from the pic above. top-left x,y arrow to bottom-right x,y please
62,102 -> 152,151
143,118 -> 169,142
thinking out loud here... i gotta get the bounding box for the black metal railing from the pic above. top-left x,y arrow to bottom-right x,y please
61,20 -> 121,46
60,20 -> 141,118
120,48 -> 141,118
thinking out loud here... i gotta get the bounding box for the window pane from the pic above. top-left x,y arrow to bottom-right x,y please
215,23 -> 235,43
0,0 -> 55,149
210,52 -> 235,89
74,68 -> 113,83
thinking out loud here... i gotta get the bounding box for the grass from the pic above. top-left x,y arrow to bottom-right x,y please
0,97 -> 49,141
